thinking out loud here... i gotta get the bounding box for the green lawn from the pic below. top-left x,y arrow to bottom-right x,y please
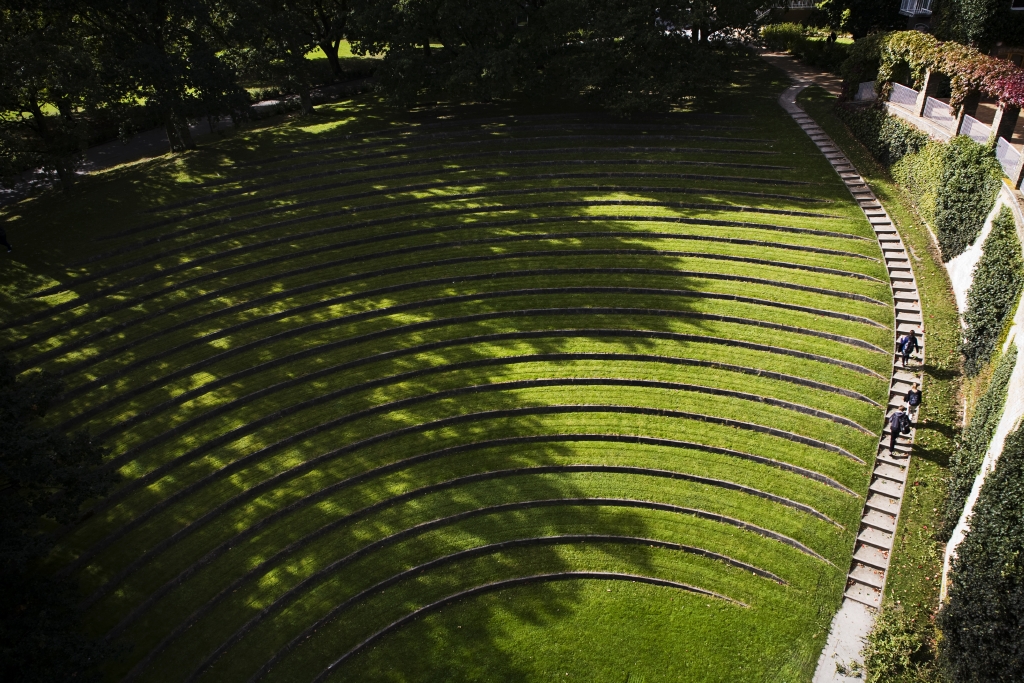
1,56 -> 892,683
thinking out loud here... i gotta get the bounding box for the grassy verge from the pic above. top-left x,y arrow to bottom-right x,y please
798,86 -> 961,664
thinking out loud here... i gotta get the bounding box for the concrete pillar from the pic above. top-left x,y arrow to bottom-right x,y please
914,69 -> 941,117
1010,156 -> 1024,189
992,102 -> 1020,142
953,90 -> 982,135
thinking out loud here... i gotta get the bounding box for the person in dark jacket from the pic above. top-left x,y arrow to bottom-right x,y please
0,227 -> 11,253
889,405 -> 909,454
905,382 -> 922,420
898,330 -> 919,367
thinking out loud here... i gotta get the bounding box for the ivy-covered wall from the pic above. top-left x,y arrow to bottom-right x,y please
938,422 -> 1024,681
941,345 -> 1018,539
962,207 -> 1024,375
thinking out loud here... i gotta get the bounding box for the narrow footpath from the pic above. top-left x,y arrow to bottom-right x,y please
770,65 -> 926,682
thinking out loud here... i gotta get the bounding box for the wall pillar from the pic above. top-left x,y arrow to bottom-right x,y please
992,102 -> 1021,142
953,90 -> 982,135
1011,157 -> 1024,189
914,69 -> 941,117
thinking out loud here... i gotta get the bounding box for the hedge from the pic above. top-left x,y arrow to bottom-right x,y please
934,136 -> 1004,261
962,206 -> 1024,375
835,108 -> 1001,261
940,345 -> 1017,539
938,422 -> 1024,682
834,105 -> 928,166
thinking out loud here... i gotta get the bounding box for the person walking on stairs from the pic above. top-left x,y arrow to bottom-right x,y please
888,405 -> 911,455
905,383 -> 922,421
897,329 -> 919,368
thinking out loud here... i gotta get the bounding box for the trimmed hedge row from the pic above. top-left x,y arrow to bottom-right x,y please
941,346 -> 1018,539
938,423 -> 1024,681
16,260 -> 885,371
834,105 -> 928,166
962,207 -> 1024,375
120,496 -> 777,683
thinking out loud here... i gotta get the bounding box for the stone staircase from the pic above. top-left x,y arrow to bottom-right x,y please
781,90 -> 925,614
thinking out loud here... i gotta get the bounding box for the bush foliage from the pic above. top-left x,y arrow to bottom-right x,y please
934,136 -> 1004,261
941,345 -> 1018,538
834,104 -> 928,165
962,207 -> 1024,374
939,422 -> 1024,682
863,602 -> 938,683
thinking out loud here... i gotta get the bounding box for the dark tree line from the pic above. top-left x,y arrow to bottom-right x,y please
0,356 -> 119,682
2,0 -> 767,190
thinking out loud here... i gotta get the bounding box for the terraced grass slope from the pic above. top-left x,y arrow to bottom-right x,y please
0,67 -> 892,683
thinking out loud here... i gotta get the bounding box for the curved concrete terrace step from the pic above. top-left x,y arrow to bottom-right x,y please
101,434 -> 833,650
117,496 -> 803,683
245,533 -> 777,682
132,170 -> 831,238
55,299 -> 888,429
307,572 -> 743,682
776,85 -> 927,681
61,387 -> 862,584
82,458 -> 835,611
23,210 -> 875,321
82,327 -> 882,454
12,258 -> 886,368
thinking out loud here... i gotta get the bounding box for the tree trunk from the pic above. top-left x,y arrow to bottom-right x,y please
176,119 -> 196,150
54,159 -> 76,192
320,41 -> 343,78
299,90 -> 315,116
165,119 -> 182,153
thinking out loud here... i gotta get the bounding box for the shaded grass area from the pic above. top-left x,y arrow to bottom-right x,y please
798,86 -> 959,642
0,57 -> 893,683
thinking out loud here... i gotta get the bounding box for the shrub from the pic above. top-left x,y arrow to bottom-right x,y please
938,423 -> 1024,682
761,23 -> 806,52
892,140 -> 945,225
835,104 -> 929,165
840,32 -> 886,88
941,345 -> 1018,539
962,207 -> 1024,374
934,136 -> 1004,261
863,602 -> 938,683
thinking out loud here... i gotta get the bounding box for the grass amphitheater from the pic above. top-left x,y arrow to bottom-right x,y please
0,65 -> 895,682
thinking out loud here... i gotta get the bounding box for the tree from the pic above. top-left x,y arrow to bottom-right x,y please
225,0 -> 342,115
348,0 -> 761,112
76,0 -> 248,152
0,355 -> 118,682
0,3 -> 99,190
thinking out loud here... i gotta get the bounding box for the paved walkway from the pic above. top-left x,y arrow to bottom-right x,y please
775,81 -> 926,681
759,50 -> 844,96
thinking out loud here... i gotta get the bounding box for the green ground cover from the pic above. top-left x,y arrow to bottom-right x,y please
0,57 -> 893,682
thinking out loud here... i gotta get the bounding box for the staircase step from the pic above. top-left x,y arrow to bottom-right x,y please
854,543 -> 890,569
869,477 -> 904,498
858,525 -> 894,550
844,581 -> 882,608
850,562 -> 886,588
874,462 -> 908,483
862,508 -> 898,533
865,492 -> 901,515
